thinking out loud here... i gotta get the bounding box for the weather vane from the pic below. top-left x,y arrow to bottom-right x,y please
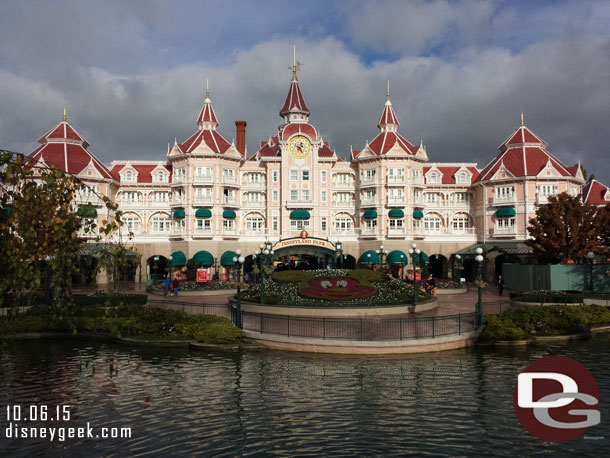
288,45 -> 302,81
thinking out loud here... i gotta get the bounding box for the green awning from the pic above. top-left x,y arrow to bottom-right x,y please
77,206 -> 97,218
359,250 -> 379,264
222,209 -> 236,219
496,207 -> 516,217
169,251 -> 186,266
220,251 -> 237,266
418,251 -> 429,263
173,209 -> 185,219
387,250 -> 408,265
363,210 -> 378,219
290,210 -> 310,219
195,208 -> 212,218
413,210 -> 424,219
388,209 -> 404,218
192,250 -> 214,266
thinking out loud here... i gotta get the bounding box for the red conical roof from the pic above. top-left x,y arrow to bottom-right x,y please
280,79 -> 310,116
378,98 -> 399,128
28,116 -> 113,179
196,88 -> 218,126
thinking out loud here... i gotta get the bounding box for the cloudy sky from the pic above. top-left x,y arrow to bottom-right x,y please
1,0 -> 609,183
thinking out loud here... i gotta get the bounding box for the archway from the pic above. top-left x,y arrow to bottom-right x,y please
147,255 -> 168,281
429,254 -> 448,279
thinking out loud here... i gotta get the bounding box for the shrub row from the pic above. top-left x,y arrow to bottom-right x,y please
71,293 -> 148,307
0,304 -> 242,344
482,304 -> 610,340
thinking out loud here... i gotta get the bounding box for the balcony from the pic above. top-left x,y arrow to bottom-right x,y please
387,227 -> 406,237
242,179 -> 266,189
222,197 -> 239,207
361,227 -> 378,237
412,227 -> 476,237
170,197 -> 185,206
412,176 -> 425,186
360,176 -> 377,187
222,229 -> 239,237
332,180 -> 353,189
194,195 -> 213,205
222,175 -> 240,186
193,174 -> 213,184
386,197 -> 406,207
387,176 -> 405,185
171,176 -> 184,186
242,200 -> 266,208
286,200 -> 313,209
332,200 -> 355,208
331,229 -> 356,237
118,200 -> 144,207
493,226 -> 517,236
492,194 -> 516,206
170,228 -> 185,237
412,197 -> 425,206
536,193 -> 556,205
193,227 -> 213,237
360,198 -> 377,207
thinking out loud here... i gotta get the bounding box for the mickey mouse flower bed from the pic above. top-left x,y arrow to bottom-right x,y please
241,269 -> 430,307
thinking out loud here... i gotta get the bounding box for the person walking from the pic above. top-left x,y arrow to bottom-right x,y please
428,275 -> 437,296
172,277 -> 180,297
163,276 -> 170,296
498,275 -> 505,296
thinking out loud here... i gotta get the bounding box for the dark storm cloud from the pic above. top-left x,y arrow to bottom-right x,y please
1,1 -> 609,183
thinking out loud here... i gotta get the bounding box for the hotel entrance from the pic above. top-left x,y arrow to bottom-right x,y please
272,237 -> 342,271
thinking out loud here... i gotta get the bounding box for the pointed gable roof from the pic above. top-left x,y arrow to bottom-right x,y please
27,114 -> 113,180
378,86 -> 399,129
582,179 -> 610,205
476,121 -> 573,182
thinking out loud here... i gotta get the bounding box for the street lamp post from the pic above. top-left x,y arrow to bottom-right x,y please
408,242 -> 421,305
475,247 -> 484,328
455,254 -> 462,287
400,254 -> 405,280
336,241 -> 343,268
232,253 -> 245,328
376,244 -> 389,270
586,251 -> 595,292
168,255 -> 173,281
254,242 -> 274,305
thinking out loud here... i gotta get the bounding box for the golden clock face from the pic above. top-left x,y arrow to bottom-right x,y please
288,135 -> 312,159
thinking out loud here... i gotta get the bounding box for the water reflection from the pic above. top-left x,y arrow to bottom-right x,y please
0,335 -> 608,456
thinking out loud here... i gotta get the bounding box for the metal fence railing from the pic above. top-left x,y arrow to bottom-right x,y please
482,300 -> 514,315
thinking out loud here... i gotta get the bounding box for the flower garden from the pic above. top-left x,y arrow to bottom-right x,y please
241,269 -> 431,307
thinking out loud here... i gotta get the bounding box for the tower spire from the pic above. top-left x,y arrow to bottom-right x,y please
205,78 -> 210,101
386,80 -> 390,102
63,106 -> 67,122
288,44 -> 302,81
521,109 -> 524,127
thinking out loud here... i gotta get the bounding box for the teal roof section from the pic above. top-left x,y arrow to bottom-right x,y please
413,210 -> 424,219
363,210 -> 378,219
222,209 -> 236,219
359,250 -> 379,264
220,251 -> 237,266
387,250 -> 408,265
496,207 -> 516,217
289,210 -> 310,219
169,251 -> 186,266
388,209 -> 404,218
192,250 -> 214,266
173,209 -> 185,219
195,208 -> 212,218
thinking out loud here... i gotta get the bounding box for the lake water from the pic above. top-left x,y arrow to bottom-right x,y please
0,335 -> 608,457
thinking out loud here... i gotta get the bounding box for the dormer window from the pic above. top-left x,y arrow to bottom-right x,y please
457,173 -> 469,184
123,170 -> 135,182
428,173 -> 438,184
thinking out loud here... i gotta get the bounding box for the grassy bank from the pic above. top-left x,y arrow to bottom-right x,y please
0,303 -> 242,344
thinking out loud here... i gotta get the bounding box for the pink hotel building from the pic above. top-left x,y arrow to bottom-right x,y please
25,64 -> 609,280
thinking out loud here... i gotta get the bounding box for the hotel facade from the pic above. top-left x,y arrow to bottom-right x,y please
27,63 -> 603,280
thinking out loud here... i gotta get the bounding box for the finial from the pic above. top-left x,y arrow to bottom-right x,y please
288,44 -> 302,81
520,109 -> 524,127
63,106 -> 67,122
205,78 -> 210,100
386,80 -> 390,101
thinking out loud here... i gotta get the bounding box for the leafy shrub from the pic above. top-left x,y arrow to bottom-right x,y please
195,321 -> 242,344
72,293 -> 148,307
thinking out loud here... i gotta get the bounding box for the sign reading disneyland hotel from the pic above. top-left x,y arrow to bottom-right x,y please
24,47 -> 585,277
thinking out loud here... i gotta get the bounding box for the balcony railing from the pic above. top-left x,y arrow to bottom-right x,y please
222,229 -> 239,237
412,176 -> 425,185
193,174 -> 213,184
493,226 -> 517,236
242,179 -> 266,188
222,175 -> 239,186
412,227 -> 476,236
222,197 -> 239,206
387,228 -> 406,237
332,181 -> 353,189
387,197 -> 406,206
332,200 -> 355,207
360,198 -> 377,207
360,176 -> 377,186
171,176 -> 184,185
194,195 -> 213,204
286,200 -> 313,208
361,227 -> 378,236
536,193 -> 557,205
193,228 -> 213,236
170,228 -> 185,236
387,176 -> 405,185
493,194 -> 516,205
242,200 -> 266,208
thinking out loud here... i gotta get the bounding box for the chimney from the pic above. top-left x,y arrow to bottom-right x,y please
235,121 -> 247,156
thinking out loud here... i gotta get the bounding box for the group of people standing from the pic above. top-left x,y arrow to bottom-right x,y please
163,277 -> 180,296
